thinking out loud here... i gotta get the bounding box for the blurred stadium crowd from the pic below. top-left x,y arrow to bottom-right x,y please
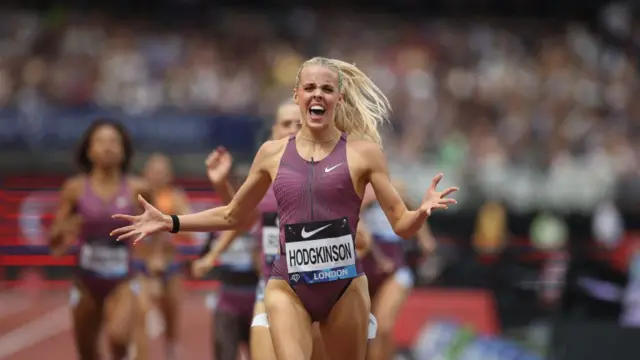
1,2 -> 640,359
2,3 -> 640,209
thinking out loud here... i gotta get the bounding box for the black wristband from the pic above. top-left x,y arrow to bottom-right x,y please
169,215 -> 180,234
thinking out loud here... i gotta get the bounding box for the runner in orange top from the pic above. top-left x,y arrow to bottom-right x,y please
134,153 -> 194,360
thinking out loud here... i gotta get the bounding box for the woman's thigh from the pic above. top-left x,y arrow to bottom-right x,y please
310,323 -> 327,360
319,276 -> 370,360
159,274 -> 181,333
103,279 -> 141,345
71,284 -> 103,360
371,273 -> 411,335
264,279 -> 315,360
162,273 -> 182,304
251,300 -> 327,360
214,309 -> 244,360
250,301 -> 277,360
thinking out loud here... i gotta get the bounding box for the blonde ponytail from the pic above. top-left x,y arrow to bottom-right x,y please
296,57 -> 392,145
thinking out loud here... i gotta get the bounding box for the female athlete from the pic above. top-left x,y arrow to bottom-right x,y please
111,57 -> 458,360
49,119 -> 149,360
361,180 -> 436,360
135,153 -> 194,359
192,100 -> 331,360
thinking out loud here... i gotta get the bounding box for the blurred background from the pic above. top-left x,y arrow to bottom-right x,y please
2,0 -> 640,359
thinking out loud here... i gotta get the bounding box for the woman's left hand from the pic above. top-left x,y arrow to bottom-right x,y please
419,173 -> 458,216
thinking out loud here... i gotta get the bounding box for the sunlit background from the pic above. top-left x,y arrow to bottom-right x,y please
2,0 -> 640,359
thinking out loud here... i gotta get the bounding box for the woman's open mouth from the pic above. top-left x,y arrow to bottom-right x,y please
308,105 -> 326,121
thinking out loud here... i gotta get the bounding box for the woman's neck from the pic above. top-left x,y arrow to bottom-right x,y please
297,125 -> 341,143
90,167 -> 122,185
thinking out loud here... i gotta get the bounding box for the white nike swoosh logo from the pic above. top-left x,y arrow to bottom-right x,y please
301,224 -> 332,239
325,163 -> 343,173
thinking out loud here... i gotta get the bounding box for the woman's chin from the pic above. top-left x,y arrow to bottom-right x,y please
305,117 -> 328,130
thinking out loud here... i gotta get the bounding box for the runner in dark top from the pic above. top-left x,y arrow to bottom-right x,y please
49,119 -> 150,360
111,57 -> 458,360
207,228 -> 259,360
193,165 -> 258,360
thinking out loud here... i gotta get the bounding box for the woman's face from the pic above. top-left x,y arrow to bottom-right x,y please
144,155 -> 172,187
88,125 -> 124,170
294,64 -> 342,131
272,103 -> 301,140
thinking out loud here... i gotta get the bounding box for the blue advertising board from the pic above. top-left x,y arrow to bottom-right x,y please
0,106 -> 265,154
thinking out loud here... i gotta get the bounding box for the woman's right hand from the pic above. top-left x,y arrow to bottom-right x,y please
50,214 -> 83,256
111,194 -> 170,244
62,214 -> 83,243
205,146 -> 233,185
191,256 -> 214,278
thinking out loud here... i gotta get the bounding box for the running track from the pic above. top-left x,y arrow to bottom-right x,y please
0,289 -> 236,360
0,286 -> 497,360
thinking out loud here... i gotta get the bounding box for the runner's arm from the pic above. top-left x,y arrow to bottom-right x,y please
207,158 -> 264,230
209,178 -> 261,231
364,143 -> 426,239
361,184 -> 377,208
212,179 -> 236,206
199,230 -> 241,264
172,188 -> 201,242
161,141 -> 277,232
49,178 -> 80,257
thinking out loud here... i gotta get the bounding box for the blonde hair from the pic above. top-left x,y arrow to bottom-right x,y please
275,98 -> 297,121
295,57 -> 391,144
277,97 -> 296,109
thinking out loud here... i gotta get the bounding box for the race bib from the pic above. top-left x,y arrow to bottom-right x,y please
284,217 -> 357,285
218,234 -> 254,268
79,242 -> 129,278
262,212 -> 280,257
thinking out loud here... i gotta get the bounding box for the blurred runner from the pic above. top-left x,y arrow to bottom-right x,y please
49,119 -> 150,360
134,153 -> 194,359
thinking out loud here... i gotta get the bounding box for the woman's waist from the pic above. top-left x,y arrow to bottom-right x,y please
280,215 -> 359,234
79,218 -> 131,236
131,259 -> 182,274
75,267 -> 132,282
270,257 -> 364,287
